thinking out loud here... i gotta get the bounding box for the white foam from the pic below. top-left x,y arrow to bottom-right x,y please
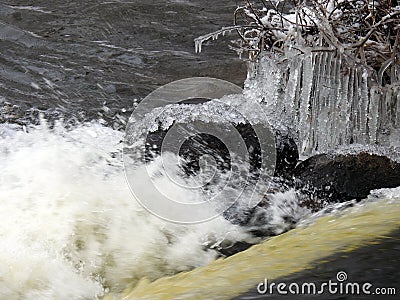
0,122 -> 255,299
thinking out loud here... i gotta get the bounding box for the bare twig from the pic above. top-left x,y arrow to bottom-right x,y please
195,0 -> 400,85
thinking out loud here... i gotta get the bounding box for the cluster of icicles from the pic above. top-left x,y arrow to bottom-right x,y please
243,52 -> 400,155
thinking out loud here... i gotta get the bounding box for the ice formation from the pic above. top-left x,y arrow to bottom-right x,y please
244,52 -> 400,155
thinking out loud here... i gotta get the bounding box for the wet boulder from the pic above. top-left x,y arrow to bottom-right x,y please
274,129 -> 298,177
215,241 -> 254,257
218,185 -> 308,256
293,152 -> 400,206
145,122 -> 299,178
144,97 -> 299,178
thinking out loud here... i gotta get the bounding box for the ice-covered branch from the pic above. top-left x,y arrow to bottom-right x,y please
195,0 -> 400,85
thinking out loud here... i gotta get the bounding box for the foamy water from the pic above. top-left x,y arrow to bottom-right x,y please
0,121 -> 270,299
1,120 -> 400,300
2,119 -> 398,299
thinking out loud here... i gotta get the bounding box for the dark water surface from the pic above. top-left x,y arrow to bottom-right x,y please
0,0 -> 246,126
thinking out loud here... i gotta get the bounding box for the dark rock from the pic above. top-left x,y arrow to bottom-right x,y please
274,130 -> 299,177
144,100 -> 299,178
222,177 -> 294,227
217,241 -> 253,257
217,179 -> 304,256
293,152 -> 400,208
145,123 -> 298,178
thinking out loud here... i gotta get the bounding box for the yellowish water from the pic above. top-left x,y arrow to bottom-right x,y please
106,197 -> 400,300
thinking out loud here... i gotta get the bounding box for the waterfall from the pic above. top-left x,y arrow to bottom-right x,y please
245,52 -> 400,155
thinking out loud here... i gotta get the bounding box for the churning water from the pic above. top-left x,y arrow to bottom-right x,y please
0,121 -> 252,298
0,1 -> 250,298
0,119 -> 311,299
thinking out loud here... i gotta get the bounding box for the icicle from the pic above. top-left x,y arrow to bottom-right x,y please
368,85 -> 380,144
359,69 -> 369,143
298,53 -> 314,154
378,88 -> 392,145
395,87 -> 400,128
392,87 -> 400,146
331,53 -> 342,146
194,26 -> 241,54
194,39 -> 202,53
246,51 -> 399,155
